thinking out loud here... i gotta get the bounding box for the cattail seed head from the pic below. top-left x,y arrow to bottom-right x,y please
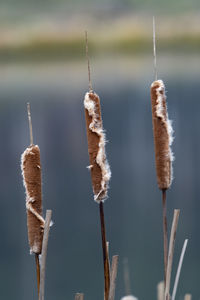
21,145 -> 44,254
84,91 -> 111,202
150,80 -> 174,190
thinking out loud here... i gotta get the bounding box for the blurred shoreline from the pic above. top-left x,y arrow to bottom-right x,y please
0,13 -> 199,62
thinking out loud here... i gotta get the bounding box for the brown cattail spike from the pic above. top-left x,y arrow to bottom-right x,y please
84,91 -> 111,202
151,80 -> 174,190
21,145 -> 44,254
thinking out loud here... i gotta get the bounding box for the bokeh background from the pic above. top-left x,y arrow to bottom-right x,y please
0,0 -> 200,299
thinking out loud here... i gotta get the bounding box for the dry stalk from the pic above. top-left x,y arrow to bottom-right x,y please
184,294 -> 192,300
35,254 -> 40,298
75,293 -> 84,300
107,241 -> 111,275
157,281 -> 164,300
162,189 -> 168,284
121,296 -> 138,300
109,255 -> 119,300
39,210 -> 52,300
99,202 -> 110,300
171,239 -> 188,300
165,209 -> 180,300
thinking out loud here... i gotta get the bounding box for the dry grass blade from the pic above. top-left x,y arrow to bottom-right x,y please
184,294 -> 192,300
171,239 -> 188,300
109,255 -> 119,300
39,210 -> 52,300
157,281 -> 164,300
75,293 -> 84,300
165,209 -> 180,300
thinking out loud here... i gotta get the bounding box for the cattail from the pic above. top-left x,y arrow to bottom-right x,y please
151,18 -> 175,288
150,79 -> 174,190
21,145 -> 44,254
21,104 -> 44,255
84,32 -> 111,300
84,91 -> 111,202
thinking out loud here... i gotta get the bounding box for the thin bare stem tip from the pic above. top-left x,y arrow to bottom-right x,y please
85,31 -> 93,92
27,102 -> 33,145
153,16 -> 158,81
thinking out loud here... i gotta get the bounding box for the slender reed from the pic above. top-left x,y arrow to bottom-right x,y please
75,293 -> 84,300
162,189 -> 168,283
165,209 -> 180,300
121,296 -> 138,300
39,210 -> 52,300
99,202 -> 110,300
151,18 -> 174,285
84,32 -> 111,300
21,103 -> 45,298
184,294 -> 192,300
171,239 -> 188,300
157,281 -> 164,300
35,254 -> 40,298
109,255 -> 119,300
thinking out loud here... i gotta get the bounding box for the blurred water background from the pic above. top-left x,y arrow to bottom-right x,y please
0,0 -> 200,299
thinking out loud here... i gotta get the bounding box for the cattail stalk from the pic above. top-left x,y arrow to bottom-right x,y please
162,189 -> 168,284
184,294 -> 192,300
151,79 -> 174,285
151,19 -> 174,287
21,103 -> 45,298
165,209 -> 180,300
157,281 -> 164,300
171,239 -> 188,300
39,210 -> 52,300
109,255 -> 119,300
75,293 -> 84,300
84,32 -> 111,300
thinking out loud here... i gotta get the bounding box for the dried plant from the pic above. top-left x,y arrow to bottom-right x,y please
150,79 -> 174,191
84,91 -> 111,202
151,18 -> 174,288
21,144 -> 44,254
84,31 -> 112,300
21,103 -> 45,298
